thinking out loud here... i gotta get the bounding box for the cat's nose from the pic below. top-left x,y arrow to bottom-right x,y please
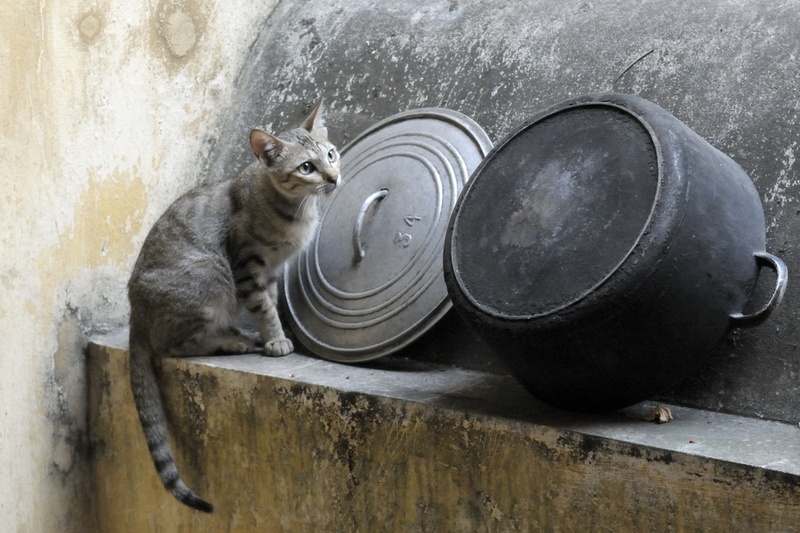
325,174 -> 340,185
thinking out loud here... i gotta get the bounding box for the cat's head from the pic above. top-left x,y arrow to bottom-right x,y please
250,101 -> 340,197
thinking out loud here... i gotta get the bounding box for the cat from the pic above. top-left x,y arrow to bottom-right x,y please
127,101 -> 340,513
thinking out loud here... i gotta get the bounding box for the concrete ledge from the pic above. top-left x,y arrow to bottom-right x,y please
89,330 -> 800,532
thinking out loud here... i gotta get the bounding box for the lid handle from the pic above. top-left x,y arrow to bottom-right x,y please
353,189 -> 388,262
729,251 -> 788,328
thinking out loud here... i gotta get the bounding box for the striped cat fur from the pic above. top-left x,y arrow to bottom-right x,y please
127,102 -> 340,512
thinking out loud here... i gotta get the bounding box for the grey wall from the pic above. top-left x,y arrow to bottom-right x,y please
206,0 -> 800,423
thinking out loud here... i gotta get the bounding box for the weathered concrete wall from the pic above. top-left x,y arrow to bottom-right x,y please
8,0 -> 800,529
89,335 -> 800,532
209,0 -> 800,423
0,2 -> 279,531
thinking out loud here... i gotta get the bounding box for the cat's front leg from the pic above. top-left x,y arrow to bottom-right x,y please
242,276 -> 293,356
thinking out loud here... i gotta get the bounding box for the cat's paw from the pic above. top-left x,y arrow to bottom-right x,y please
263,337 -> 293,357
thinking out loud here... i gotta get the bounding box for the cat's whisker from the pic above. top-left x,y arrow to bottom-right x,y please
317,182 -> 337,195
291,197 -> 306,220
293,195 -> 316,220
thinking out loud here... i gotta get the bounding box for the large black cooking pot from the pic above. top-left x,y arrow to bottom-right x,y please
443,93 -> 788,412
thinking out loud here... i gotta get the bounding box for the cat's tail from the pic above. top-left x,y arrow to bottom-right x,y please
129,334 -> 214,513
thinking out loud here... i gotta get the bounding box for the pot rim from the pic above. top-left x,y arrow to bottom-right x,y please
445,93 -> 690,323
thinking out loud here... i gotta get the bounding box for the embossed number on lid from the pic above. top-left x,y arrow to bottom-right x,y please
284,108 -> 492,362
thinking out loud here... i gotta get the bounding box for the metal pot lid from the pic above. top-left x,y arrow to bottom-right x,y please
448,103 -> 660,319
284,108 -> 492,362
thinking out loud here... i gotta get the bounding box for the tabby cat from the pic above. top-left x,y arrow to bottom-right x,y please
127,102 -> 340,512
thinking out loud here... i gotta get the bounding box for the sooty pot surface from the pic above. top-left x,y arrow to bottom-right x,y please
444,93 -> 787,412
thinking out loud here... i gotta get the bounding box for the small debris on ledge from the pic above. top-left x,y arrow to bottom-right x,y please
644,405 -> 674,424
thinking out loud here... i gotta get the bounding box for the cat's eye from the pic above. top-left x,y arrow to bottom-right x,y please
327,149 -> 338,163
298,161 -> 315,175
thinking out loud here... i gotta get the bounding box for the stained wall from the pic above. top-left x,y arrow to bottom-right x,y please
0,2 -> 278,530
5,0 -> 800,530
89,337 -> 800,532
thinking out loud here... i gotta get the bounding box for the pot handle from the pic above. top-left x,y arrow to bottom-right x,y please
352,188 -> 388,262
729,251 -> 788,328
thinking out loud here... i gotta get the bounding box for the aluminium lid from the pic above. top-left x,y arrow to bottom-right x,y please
284,108 -> 492,362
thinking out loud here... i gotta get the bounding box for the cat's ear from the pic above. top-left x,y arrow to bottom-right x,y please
250,129 -> 284,166
301,99 -> 327,135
